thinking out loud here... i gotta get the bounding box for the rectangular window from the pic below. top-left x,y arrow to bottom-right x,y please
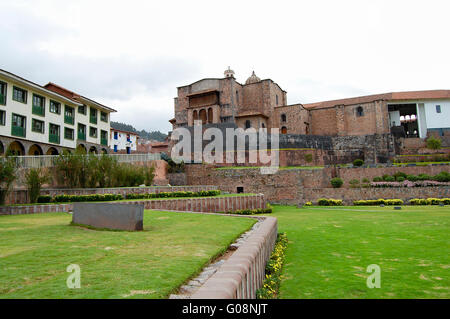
64,105 -> 75,124
78,104 -> 86,115
32,119 -> 44,133
89,126 -> 97,138
50,100 -> 61,114
90,107 -> 97,124
100,130 -> 108,145
78,123 -> 86,140
436,105 -> 441,113
64,127 -> 74,140
100,111 -> 108,122
32,94 -> 45,116
0,81 -> 7,105
49,123 -> 60,144
11,113 -> 26,137
13,86 -> 27,104
0,110 -> 5,125
114,131 -> 118,140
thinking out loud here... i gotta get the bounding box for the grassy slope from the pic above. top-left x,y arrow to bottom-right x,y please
273,205 -> 449,299
0,211 -> 255,299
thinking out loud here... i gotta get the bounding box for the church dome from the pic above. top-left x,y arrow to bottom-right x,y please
245,71 -> 261,84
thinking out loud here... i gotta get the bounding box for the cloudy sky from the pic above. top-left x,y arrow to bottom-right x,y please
1,0 -> 449,133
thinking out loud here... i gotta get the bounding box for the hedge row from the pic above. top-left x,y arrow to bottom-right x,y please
372,171 -> 450,183
353,199 -> 404,206
125,190 -> 221,200
410,198 -> 450,205
221,204 -> 273,215
317,198 -> 343,206
37,190 -> 221,203
37,194 -> 124,203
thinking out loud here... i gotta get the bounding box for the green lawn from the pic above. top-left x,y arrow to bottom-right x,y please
0,211 -> 255,299
273,205 -> 450,298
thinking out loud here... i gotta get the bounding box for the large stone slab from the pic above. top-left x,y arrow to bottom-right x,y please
72,203 -> 144,231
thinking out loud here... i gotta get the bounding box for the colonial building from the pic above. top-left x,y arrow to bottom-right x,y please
0,69 -> 116,156
110,128 -> 138,154
170,67 -> 449,142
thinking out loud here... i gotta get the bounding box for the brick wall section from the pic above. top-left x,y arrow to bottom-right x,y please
5,185 -> 217,205
303,187 -> 450,205
191,216 -> 278,299
0,194 -> 266,216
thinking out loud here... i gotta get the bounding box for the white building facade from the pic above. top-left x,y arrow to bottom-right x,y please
0,69 -> 116,155
110,129 -> 138,154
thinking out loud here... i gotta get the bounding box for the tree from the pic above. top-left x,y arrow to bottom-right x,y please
24,168 -> 51,203
0,157 -> 17,205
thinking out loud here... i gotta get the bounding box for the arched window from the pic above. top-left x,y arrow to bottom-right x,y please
199,109 -> 207,124
261,123 -> 265,128
281,114 -> 287,122
276,95 -> 279,106
236,90 -> 239,103
281,126 -> 287,134
356,106 -> 364,117
245,120 -> 251,129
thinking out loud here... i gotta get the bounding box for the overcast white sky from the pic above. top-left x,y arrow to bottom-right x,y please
1,0 -> 449,133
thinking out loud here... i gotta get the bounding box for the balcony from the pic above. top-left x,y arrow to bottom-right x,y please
32,105 -> 45,116
0,93 -> 5,105
49,133 -> 60,144
101,138 -> 108,146
11,125 -> 25,138
64,115 -> 74,125
78,132 -> 86,141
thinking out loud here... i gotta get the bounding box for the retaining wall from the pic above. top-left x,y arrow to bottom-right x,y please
191,216 -> 278,299
303,187 -> 450,205
5,185 -> 218,205
0,194 -> 266,216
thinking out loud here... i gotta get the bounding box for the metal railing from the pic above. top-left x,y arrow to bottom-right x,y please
3,153 -> 161,168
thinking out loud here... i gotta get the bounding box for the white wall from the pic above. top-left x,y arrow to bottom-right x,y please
423,100 -> 450,129
110,130 -> 138,152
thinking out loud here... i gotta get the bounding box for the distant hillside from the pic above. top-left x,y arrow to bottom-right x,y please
110,121 -> 168,142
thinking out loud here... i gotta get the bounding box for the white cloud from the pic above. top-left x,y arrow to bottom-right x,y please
0,0 -> 449,132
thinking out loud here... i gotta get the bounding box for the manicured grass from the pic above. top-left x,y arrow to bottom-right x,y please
272,205 -> 449,298
0,211 -> 255,299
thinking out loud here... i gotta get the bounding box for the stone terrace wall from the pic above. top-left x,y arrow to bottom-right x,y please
191,217 -> 278,299
5,185 -> 218,205
336,165 -> 449,187
303,187 -> 450,205
0,194 -> 266,216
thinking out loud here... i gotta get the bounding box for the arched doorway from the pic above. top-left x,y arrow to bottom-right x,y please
207,108 -> 213,124
28,144 -> 43,156
46,147 -> 59,155
8,141 -> 25,156
89,146 -> 98,154
245,120 -> 251,129
199,109 -> 207,124
76,144 -> 87,154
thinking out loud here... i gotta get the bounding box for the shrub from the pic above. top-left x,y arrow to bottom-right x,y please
24,168 -> 52,203
426,136 -> 442,150
125,190 -> 221,200
0,157 -> 17,205
384,176 -> 395,182
393,171 -> 407,180
304,154 -> 313,163
53,194 -> 124,203
354,199 -> 403,206
317,198 -> 343,206
304,201 -> 312,206
406,174 -> 419,181
349,179 -> 360,188
330,177 -> 344,188
434,171 -> 450,182
396,177 -> 405,182
37,195 -> 53,203
353,159 -> 364,167
417,174 -> 431,181
410,198 -> 449,205
372,176 -> 383,182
